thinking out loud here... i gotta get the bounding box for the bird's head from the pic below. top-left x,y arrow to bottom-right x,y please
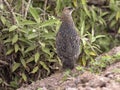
62,7 -> 74,16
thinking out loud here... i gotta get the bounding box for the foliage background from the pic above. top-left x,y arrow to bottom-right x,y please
0,0 -> 120,89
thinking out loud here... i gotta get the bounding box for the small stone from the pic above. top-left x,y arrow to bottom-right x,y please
66,87 -> 78,90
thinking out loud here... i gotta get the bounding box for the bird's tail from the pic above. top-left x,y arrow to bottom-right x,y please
62,59 -> 75,69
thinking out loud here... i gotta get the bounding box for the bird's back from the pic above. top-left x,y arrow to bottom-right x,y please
56,22 -> 80,69
56,22 -> 80,56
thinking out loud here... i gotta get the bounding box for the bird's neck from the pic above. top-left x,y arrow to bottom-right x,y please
61,14 -> 74,26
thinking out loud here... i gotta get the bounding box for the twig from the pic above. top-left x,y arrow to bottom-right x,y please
36,7 -> 49,15
0,0 -> 3,10
21,0 -> 25,16
44,0 -> 47,20
3,0 -> 17,24
0,60 -> 8,66
24,0 -> 31,19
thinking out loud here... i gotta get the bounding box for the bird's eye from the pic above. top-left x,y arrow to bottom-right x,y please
67,7 -> 73,10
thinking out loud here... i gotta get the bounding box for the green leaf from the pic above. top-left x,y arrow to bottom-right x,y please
40,19 -> 59,28
10,80 -> 18,88
81,56 -> 87,66
116,11 -> 120,21
21,58 -> 26,68
42,47 -> 52,57
18,29 -> 28,34
4,38 -> 11,44
84,6 -> 91,18
6,49 -> 14,55
12,34 -> 18,44
19,38 -> 31,45
39,42 -> 45,48
40,61 -> 50,74
91,7 -> 97,22
26,57 -> 34,64
81,0 -> 91,17
1,16 -> 6,25
27,33 -> 38,40
35,52 -> 40,63
81,0 -> 91,18
9,25 -> 18,32
25,45 -> 37,53
81,0 -> 86,4
89,51 -> 96,56
0,78 -> 3,84
72,0 -> 77,7
12,62 -> 21,72
21,73 -> 27,81
110,0 -> 115,4
95,35 -> 105,39
110,20 -> 116,28
31,66 -> 39,73
42,32 -> 55,40
0,2 -> 3,10
20,20 -> 36,25
37,88 -> 42,90
55,0 -> 62,14
118,28 -> 120,33
76,66 -> 84,71
84,49 -> 90,56
81,38 -> 87,46
80,21 -> 85,36
14,44 -> 19,53
29,6 -> 40,23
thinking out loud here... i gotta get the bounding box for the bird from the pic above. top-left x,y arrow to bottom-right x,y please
56,7 -> 80,69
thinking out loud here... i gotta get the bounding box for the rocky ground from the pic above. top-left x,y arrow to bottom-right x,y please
18,46 -> 120,90
18,61 -> 120,90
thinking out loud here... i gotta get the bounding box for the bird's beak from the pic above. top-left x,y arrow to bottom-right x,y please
70,7 -> 75,12
71,8 -> 75,14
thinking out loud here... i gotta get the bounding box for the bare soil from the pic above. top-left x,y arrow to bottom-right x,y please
18,61 -> 120,90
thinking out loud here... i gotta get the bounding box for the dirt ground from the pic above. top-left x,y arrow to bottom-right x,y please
18,61 -> 120,90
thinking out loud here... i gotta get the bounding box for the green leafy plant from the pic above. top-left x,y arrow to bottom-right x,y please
0,0 -> 120,89
0,1 -> 60,89
89,52 -> 120,73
